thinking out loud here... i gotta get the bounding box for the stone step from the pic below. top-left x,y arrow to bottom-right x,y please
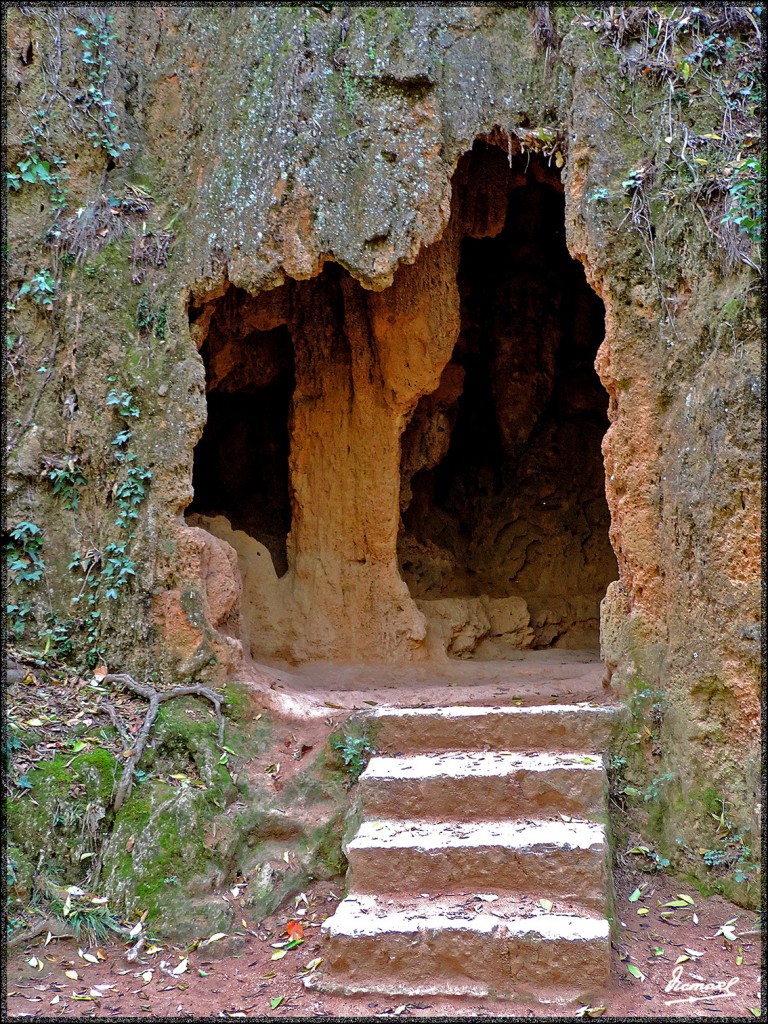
346,818 -> 608,910
308,892 -> 610,1000
359,750 -> 606,821
367,703 -> 623,755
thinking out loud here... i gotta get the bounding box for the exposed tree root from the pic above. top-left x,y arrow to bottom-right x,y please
6,918 -> 76,950
102,673 -> 226,814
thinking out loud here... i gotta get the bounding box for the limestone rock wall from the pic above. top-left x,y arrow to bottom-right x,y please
5,5 -> 761,896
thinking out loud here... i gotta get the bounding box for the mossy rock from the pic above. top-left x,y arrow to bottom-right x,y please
100,782 -> 231,932
6,749 -> 118,884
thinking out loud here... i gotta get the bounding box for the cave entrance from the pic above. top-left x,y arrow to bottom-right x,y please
399,142 -> 617,655
186,286 -> 295,578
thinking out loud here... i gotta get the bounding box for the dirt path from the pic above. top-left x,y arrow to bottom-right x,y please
6,866 -> 761,1019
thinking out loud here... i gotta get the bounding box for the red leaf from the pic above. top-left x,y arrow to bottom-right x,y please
285,920 -> 303,941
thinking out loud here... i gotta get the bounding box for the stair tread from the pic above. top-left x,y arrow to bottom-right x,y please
363,750 -> 604,779
349,817 -> 605,850
326,891 -> 607,929
369,702 -> 622,718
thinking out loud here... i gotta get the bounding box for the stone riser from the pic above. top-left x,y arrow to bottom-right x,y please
369,705 -> 622,755
359,758 -> 606,821
313,915 -> 610,999
346,838 -> 608,911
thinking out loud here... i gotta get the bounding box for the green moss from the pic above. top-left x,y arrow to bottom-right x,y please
306,812 -> 347,879
691,786 -> 722,817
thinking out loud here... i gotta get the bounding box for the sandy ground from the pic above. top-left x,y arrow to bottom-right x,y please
5,866 -> 762,1019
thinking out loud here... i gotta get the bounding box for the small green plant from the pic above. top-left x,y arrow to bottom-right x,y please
136,296 -> 169,340
7,522 -> 45,586
6,522 -> 46,640
721,155 -> 763,244
701,798 -> 758,888
44,459 -> 87,510
628,843 -> 670,872
7,144 -> 69,212
106,389 -> 140,418
114,467 -> 152,528
643,771 -> 674,803
44,883 -> 124,944
330,729 -> 374,785
18,269 -> 56,310
100,542 -> 136,599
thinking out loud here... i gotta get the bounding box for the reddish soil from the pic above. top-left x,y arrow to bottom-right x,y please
6,868 -> 761,1019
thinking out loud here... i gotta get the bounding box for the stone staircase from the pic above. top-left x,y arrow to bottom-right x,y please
309,701 -> 622,1003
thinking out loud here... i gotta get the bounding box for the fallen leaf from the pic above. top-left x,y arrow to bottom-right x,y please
749,1009 -> 760,1017
684,948 -> 703,958
474,893 -> 499,902
716,924 -> 738,942
126,835 -> 135,853
65,970 -> 79,981
203,932 -> 227,944
675,955 -> 690,965
627,964 -> 645,981
286,920 -> 304,941
172,958 -> 188,975
628,888 -> 641,902
270,995 -> 285,1009
637,907 -> 650,916
539,898 -> 553,913
692,912 -> 699,924
271,950 -> 287,961
50,995 -> 60,1005
677,893 -> 695,906
129,921 -> 143,938
663,900 -> 689,908
303,957 -> 322,972
141,971 -> 153,983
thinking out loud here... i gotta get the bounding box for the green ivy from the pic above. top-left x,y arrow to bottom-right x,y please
74,15 -> 131,161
